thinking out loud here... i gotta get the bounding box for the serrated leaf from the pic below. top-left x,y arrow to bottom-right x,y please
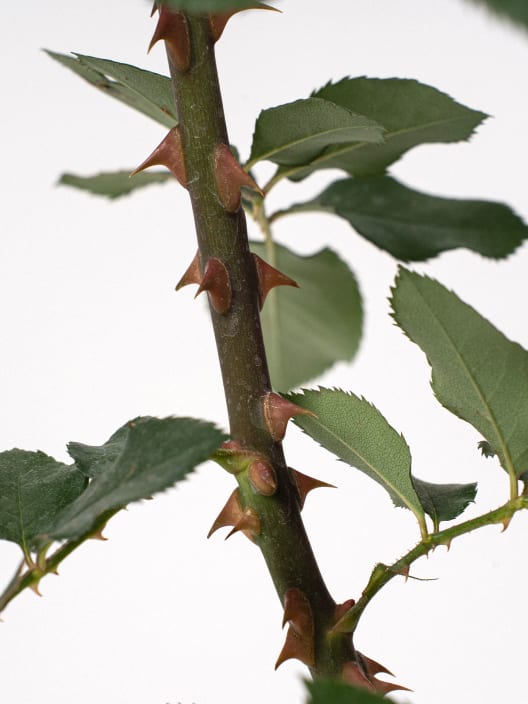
411,478 -> 477,530
47,417 -> 226,540
288,388 -> 426,525
286,175 -> 528,261
465,0 -> 528,31
247,97 -> 384,168
59,170 -> 172,199
278,77 -> 486,181
0,450 -> 87,552
306,678 -> 388,704
160,0 -> 278,11
251,243 -> 362,391
46,51 -> 176,128
391,269 -> 528,481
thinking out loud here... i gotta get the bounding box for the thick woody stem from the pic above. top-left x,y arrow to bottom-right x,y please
161,11 -> 354,676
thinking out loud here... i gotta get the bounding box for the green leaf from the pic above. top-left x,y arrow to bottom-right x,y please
45,51 -> 177,128
59,170 -> 173,199
247,97 -> 384,168
411,478 -> 477,530
160,0 -> 278,11
0,451 -> 87,552
391,269 -> 528,480
281,77 -> 486,180
464,0 -> 528,31
47,417 -> 226,540
251,244 -> 362,391
287,388 -> 426,526
306,678 -> 388,704
286,175 -> 528,261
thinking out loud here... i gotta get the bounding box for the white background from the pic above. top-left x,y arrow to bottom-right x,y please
1,1 -> 527,703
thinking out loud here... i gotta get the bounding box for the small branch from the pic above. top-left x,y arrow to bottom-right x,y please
333,496 -> 528,634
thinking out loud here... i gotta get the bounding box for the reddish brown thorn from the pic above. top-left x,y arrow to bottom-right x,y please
209,4 -> 280,42
225,507 -> 260,542
342,662 -> 373,690
334,598 -> 356,624
131,127 -> 187,187
175,250 -> 202,291
282,588 -> 313,636
214,144 -> 262,213
148,6 -> 191,72
207,489 -> 243,538
253,254 -> 299,310
357,652 -> 394,678
502,516 -> 512,532
291,468 -> 335,509
195,258 -> 232,315
248,459 -> 277,496
372,678 -> 412,695
275,626 -> 315,669
263,392 -> 316,442
150,1 -> 158,17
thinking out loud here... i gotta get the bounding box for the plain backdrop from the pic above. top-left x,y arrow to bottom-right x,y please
1,2 -> 527,703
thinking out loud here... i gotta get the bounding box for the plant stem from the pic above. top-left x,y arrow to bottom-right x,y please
164,12 -> 354,677
333,495 -> 528,635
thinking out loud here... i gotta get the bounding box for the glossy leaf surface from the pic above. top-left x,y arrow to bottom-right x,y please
411,478 -> 477,530
391,269 -> 528,480
287,175 -> 528,261
248,97 -> 384,167
281,77 -> 485,180
48,417 -> 226,540
288,388 -> 425,522
0,451 -> 87,551
251,244 -> 362,391
46,51 -> 176,128
59,170 -> 172,199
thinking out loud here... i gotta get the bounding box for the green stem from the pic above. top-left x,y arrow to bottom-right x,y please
0,510 -> 117,614
333,495 -> 528,634
165,12 -> 354,677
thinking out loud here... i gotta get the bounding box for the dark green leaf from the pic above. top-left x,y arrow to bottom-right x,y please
465,0 -> 528,31
306,678 -> 388,704
47,417 -> 226,540
281,77 -> 486,180
0,451 -> 87,551
286,175 -> 528,261
248,97 -> 384,168
46,51 -> 176,128
160,0 -> 278,11
59,170 -> 172,199
288,388 -> 426,526
391,269 -> 528,480
411,477 -> 477,529
251,244 -> 362,391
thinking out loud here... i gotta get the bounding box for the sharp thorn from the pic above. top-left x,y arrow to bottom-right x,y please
131,127 -> 187,186
263,392 -> 316,442
502,515 -> 512,532
30,582 -> 43,597
148,6 -> 191,72
225,508 -> 260,542
281,588 -> 313,639
290,468 -> 335,509
372,678 -> 412,695
214,144 -> 262,213
275,626 -> 315,670
209,4 -> 281,42
207,490 -> 243,539
357,652 -> 394,678
253,254 -> 299,309
195,257 -> 232,314
175,250 -> 202,291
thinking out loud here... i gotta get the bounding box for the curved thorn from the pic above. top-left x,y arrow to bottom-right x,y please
214,144 -> 262,213
263,392 -> 316,442
131,127 -> 187,187
176,250 -> 202,291
291,468 -> 335,509
195,257 -> 232,315
207,490 -> 243,538
253,254 -> 299,309
275,626 -> 315,669
148,6 -> 191,72
209,4 -> 281,42
225,508 -> 260,542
